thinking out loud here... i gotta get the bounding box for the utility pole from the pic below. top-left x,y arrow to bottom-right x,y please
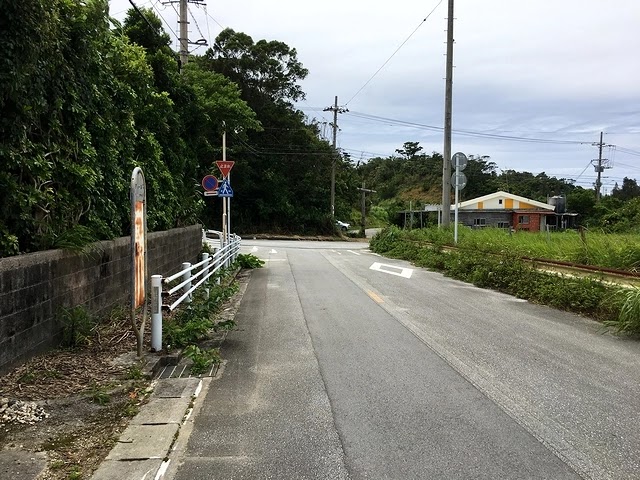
591,131 -> 611,202
324,96 -> 348,217
441,0 -> 455,227
162,0 -> 208,72
358,182 -> 376,238
179,0 -> 188,68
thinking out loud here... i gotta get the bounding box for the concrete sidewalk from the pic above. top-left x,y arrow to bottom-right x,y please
91,377 -> 201,480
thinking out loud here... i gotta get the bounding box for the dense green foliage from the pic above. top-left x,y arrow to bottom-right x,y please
0,1 -> 349,257
0,0 -> 261,256
370,226 -> 625,327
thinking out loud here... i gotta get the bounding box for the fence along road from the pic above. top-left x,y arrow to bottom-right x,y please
168,239 -> 640,480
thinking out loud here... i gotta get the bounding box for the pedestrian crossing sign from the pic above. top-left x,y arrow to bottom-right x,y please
218,179 -> 234,197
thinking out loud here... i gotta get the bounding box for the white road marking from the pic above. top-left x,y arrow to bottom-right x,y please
251,246 -> 258,252
269,249 -> 277,254
347,250 -> 361,256
370,262 -> 413,279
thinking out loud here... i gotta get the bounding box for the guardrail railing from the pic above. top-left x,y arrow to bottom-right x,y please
150,231 -> 241,351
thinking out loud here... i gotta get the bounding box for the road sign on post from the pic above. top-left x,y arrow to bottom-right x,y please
218,178 -> 234,197
202,175 -> 218,191
216,161 -> 235,178
451,152 -> 468,245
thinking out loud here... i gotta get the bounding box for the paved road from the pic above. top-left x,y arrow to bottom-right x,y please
167,239 -> 640,479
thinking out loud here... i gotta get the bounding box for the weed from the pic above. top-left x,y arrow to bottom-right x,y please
86,381 -> 110,405
125,364 -> 145,380
49,460 -> 65,470
236,253 -> 264,269
183,345 -> 221,375
58,306 -> 96,349
605,287 -> 640,335
68,466 -> 82,480
164,277 -> 239,349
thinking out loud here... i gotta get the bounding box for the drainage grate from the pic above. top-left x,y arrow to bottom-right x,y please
155,360 -> 220,379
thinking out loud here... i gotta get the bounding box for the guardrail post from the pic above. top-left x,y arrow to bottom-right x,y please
182,262 -> 192,304
202,252 -> 210,299
151,275 -> 163,352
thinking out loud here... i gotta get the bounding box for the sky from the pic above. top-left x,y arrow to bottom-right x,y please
109,0 -> 640,193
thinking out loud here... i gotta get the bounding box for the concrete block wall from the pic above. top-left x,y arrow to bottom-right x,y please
0,225 -> 202,374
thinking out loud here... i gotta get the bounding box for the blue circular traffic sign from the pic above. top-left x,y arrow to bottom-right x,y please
202,175 -> 218,191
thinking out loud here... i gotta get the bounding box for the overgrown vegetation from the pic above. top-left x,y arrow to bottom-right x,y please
236,253 -> 265,269
371,226 -> 637,332
372,225 -> 640,272
58,306 -> 97,348
163,279 -> 238,349
183,345 -> 222,375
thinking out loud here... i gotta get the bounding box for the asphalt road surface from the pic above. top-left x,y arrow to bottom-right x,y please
169,239 -> 640,479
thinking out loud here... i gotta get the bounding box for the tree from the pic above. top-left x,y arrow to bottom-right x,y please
611,177 -> 640,201
395,141 -> 423,159
203,28 -> 309,106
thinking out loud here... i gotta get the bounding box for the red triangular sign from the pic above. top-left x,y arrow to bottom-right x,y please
216,160 -> 235,178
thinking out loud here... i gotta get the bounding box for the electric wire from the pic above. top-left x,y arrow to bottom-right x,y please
344,0 -> 445,107
111,0 -> 154,17
346,111 -> 591,145
149,1 -> 180,41
188,4 -> 207,44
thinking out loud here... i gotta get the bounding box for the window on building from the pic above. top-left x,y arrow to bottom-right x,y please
497,222 -> 510,229
518,215 -> 530,225
498,199 -> 503,205
473,218 -> 486,227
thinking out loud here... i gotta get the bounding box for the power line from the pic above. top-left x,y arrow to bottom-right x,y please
344,0 -> 445,107
345,111 -> 591,145
149,2 -> 180,41
111,0 -> 155,17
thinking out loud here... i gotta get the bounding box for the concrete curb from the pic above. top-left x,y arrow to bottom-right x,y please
90,378 -> 202,480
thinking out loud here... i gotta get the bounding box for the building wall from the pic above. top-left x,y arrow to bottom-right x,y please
0,225 -> 202,374
457,210 -> 512,228
512,212 -> 543,231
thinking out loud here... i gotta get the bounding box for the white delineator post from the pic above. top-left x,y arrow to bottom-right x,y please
182,262 -> 192,304
202,252 -> 210,299
151,275 -> 163,352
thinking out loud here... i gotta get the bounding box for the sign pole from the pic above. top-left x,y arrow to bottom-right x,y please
130,167 -> 148,357
222,130 -> 228,246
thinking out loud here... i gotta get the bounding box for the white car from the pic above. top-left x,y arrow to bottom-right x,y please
336,220 -> 350,232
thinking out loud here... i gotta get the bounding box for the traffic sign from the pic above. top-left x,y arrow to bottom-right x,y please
216,161 -> 235,178
452,152 -> 468,170
203,190 -> 218,197
202,175 -> 218,191
451,171 -> 467,190
218,179 -> 234,197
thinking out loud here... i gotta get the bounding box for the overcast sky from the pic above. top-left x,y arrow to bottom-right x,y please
109,0 -> 640,192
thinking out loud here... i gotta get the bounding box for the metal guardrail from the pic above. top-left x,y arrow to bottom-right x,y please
149,231 -> 241,351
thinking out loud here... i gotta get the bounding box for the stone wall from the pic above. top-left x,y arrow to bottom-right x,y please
0,225 -> 202,374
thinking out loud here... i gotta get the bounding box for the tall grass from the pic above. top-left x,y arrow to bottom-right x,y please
402,226 -> 640,271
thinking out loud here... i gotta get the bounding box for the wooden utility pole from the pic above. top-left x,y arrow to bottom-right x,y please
441,0 -> 455,227
323,96 -> 348,217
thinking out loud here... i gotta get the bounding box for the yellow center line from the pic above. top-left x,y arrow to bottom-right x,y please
367,290 -> 384,304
